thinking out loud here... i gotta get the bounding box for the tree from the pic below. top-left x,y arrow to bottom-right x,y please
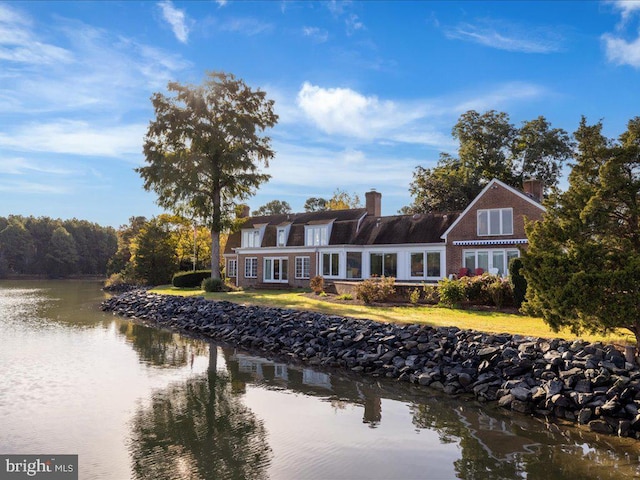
523,116 -> 640,349
0,220 -> 34,273
131,218 -> 178,286
403,110 -> 572,213
45,226 -> 79,277
137,71 -> 278,280
252,199 -> 292,216
304,197 -> 328,212
327,189 -> 362,210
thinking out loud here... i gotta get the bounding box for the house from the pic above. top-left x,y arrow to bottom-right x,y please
223,179 -> 545,288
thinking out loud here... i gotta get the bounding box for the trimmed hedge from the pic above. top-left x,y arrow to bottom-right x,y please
172,270 -> 212,288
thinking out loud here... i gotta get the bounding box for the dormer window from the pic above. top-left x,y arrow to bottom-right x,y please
277,224 -> 291,247
305,225 -> 329,246
478,208 -> 513,236
241,228 -> 262,248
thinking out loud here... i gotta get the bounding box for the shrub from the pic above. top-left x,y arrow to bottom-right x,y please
409,288 -> 421,305
336,293 -> 353,301
460,274 -> 494,304
309,275 -> 325,295
355,277 -> 396,304
422,284 -> 440,304
202,277 -> 224,292
487,277 -> 512,308
173,270 -> 212,288
104,272 -> 126,288
438,277 -> 466,308
509,257 -> 527,308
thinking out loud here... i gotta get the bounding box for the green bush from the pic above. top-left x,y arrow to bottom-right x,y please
422,284 -> 440,304
460,274 -> 495,304
355,277 -> 396,304
409,288 -> 421,305
173,270 -> 212,288
336,293 -> 353,301
438,277 -> 466,308
202,277 -> 224,292
487,277 -> 512,308
509,257 -> 527,308
310,275 -> 325,294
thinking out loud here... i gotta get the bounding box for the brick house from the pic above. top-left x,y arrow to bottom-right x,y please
223,179 -> 545,288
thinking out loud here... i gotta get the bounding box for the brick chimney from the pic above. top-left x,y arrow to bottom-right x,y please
238,204 -> 251,218
522,178 -> 543,202
365,190 -> 382,216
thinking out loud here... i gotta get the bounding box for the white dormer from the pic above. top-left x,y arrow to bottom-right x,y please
305,221 -> 333,246
241,224 -> 267,248
277,223 -> 292,247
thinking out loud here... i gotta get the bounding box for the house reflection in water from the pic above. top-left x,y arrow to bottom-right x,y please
224,349 -> 381,427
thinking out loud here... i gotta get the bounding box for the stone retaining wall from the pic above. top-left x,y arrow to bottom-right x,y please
101,290 -> 640,438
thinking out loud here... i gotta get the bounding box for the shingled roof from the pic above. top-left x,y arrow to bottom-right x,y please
224,208 -> 458,253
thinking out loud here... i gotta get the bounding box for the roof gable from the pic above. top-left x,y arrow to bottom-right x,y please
440,178 -> 546,240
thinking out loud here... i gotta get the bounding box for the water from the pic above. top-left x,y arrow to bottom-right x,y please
1,280 -> 640,479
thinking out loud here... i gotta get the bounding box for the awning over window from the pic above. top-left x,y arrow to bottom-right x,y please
452,238 -> 529,246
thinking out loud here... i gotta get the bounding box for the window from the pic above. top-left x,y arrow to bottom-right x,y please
242,229 -> 261,248
477,208 -> 513,236
410,253 -> 424,277
346,252 -> 362,279
227,259 -> 237,278
370,253 -> 397,277
244,257 -> 258,278
322,252 -> 340,277
277,227 -> 287,247
306,225 -> 329,246
426,252 -> 441,277
264,258 -> 288,282
295,256 -> 310,279
463,249 -> 520,276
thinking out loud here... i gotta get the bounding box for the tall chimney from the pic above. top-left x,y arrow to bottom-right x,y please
238,204 -> 251,218
522,179 -> 543,202
365,190 -> 382,216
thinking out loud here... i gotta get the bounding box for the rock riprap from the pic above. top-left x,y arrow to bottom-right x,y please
102,290 -> 640,438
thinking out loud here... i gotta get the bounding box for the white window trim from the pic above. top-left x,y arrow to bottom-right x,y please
462,248 -> 520,276
321,252 -> 340,278
227,259 -> 237,278
264,257 -> 289,283
409,251 -> 442,279
295,256 -> 310,279
244,257 -> 258,278
241,224 -> 267,248
477,208 -> 514,236
304,223 -> 332,247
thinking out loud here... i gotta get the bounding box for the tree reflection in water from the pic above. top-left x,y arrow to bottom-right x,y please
128,346 -> 272,480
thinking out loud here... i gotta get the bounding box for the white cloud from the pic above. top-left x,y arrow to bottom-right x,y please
0,157 -> 74,175
346,14 -> 365,35
444,21 -> 562,53
296,82 -> 427,141
603,33 -> 640,67
0,121 -> 147,159
0,180 -> 69,194
216,0 -> 228,6
158,1 -> 190,43
452,82 -> 547,113
303,26 -> 329,43
609,0 -> 640,21
221,18 -> 273,35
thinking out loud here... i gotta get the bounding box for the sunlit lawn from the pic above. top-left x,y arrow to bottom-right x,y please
150,285 -> 635,347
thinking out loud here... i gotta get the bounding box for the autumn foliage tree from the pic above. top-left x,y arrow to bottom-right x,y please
138,72 -> 278,279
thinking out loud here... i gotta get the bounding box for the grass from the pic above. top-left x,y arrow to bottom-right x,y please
149,285 -> 636,347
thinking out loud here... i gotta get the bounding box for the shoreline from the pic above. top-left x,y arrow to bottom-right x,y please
101,289 -> 640,439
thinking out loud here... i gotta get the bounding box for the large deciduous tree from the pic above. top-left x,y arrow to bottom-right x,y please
138,71 -> 278,279
523,116 -> 640,349
252,200 -> 292,216
403,110 -> 572,213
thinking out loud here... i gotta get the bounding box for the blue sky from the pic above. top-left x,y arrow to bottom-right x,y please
1,1 -> 639,228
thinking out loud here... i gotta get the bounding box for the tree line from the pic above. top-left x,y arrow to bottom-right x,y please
0,215 -> 118,278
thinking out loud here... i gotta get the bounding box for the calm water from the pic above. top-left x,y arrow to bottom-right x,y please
1,281 -> 640,480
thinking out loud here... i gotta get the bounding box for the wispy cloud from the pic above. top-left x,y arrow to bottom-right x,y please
220,18 -> 273,36
0,180 -> 70,194
602,1 -> 640,68
158,1 -> 190,43
0,120 -> 147,159
303,26 -> 328,43
345,14 -> 365,36
444,20 -> 563,53
0,157 -> 74,175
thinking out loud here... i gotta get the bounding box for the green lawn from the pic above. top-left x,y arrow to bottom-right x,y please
149,285 -> 636,347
